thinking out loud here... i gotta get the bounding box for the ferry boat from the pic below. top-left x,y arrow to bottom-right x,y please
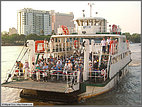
2,4 -> 132,103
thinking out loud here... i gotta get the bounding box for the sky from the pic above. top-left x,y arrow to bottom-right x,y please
1,1 -> 141,34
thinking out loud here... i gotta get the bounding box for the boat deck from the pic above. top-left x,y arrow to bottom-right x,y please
1,80 -> 68,93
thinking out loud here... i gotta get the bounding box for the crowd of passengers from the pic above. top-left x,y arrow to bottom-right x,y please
14,54 -> 108,82
14,54 -> 84,82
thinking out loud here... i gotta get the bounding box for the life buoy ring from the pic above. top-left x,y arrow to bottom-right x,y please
35,40 -> 45,53
74,40 -> 79,48
15,70 -> 19,72
61,25 -> 69,35
112,24 -> 117,33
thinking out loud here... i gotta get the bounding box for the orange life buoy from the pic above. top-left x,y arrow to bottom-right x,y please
35,40 -> 45,53
61,25 -> 69,35
74,40 -> 78,48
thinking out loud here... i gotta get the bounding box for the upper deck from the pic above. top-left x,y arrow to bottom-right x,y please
51,34 -> 123,38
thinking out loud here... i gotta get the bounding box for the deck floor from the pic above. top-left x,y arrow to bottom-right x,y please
2,80 -> 68,93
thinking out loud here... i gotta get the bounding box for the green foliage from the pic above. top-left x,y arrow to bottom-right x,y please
123,32 -> 141,43
1,33 -> 52,46
1,32 -> 140,46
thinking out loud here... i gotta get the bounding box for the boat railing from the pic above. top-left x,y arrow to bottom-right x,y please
88,69 -> 108,83
10,68 -> 80,88
92,42 -> 118,55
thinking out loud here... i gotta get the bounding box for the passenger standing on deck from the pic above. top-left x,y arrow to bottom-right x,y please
101,37 -> 106,53
78,63 -> 83,82
109,37 -> 114,54
31,62 -> 36,80
63,61 -> 69,74
42,63 -> 48,82
107,37 -> 111,54
36,61 -> 40,81
68,60 -> 72,73
115,39 -> 118,53
23,60 -> 29,79
19,61 -> 23,76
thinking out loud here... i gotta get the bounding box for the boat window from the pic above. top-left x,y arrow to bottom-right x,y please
89,39 -> 91,45
70,38 -> 72,42
90,20 -> 93,26
123,53 -> 125,58
83,20 -> 87,26
80,20 -> 83,26
76,20 -> 80,26
80,38 -> 83,42
55,38 -> 57,42
67,38 -> 69,42
121,54 -> 123,59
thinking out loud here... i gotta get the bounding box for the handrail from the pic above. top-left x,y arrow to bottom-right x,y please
88,69 -> 107,82
10,68 -> 79,87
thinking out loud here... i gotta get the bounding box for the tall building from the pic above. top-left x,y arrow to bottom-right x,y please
9,27 -> 17,35
50,10 -> 75,34
17,8 -> 52,35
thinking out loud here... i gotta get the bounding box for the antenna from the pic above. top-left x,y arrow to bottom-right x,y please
82,10 -> 85,17
88,2 -> 94,17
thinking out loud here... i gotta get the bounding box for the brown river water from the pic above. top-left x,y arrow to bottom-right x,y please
1,43 -> 141,106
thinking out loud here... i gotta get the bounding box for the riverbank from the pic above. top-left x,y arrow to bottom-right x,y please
1,44 -> 23,46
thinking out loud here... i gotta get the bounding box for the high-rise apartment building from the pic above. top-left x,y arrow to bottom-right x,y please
17,8 -> 52,35
50,10 -> 75,34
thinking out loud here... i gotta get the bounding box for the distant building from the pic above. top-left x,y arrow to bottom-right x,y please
50,10 -> 75,34
9,27 -> 17,35
17,8 -> 52,35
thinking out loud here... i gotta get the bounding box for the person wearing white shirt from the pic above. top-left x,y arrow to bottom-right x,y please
107,37 -> 111,54
101,38 -> 106,53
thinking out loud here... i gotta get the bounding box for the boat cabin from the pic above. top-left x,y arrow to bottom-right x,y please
74,17 -> 107,35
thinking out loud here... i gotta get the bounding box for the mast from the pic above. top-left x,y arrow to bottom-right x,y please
88,3 -> 94,17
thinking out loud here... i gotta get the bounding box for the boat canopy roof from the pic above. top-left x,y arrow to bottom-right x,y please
51,34 -> 125,38
73,17 -> 105,21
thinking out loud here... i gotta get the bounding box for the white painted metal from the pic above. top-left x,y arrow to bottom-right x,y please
27,40 -> 35,72
83,39 -> 90,81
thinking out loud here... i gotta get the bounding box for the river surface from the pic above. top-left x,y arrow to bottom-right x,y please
1,43 -> 141,106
